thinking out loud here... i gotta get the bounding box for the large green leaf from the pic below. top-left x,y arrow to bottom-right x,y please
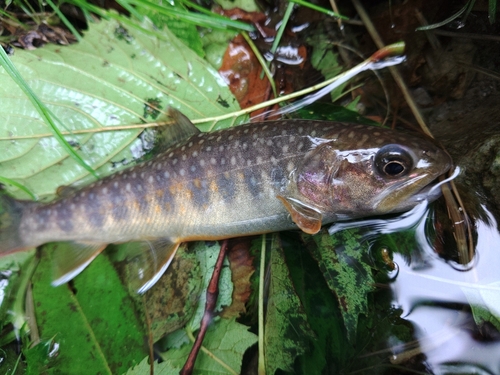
0,17 -> 243,200
264,233 -> 315,374
302,229 -> 375,343
28,243 -> 148,374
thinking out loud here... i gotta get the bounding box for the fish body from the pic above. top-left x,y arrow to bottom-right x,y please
0,112 -> 452,291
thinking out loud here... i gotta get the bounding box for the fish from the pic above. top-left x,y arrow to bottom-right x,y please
0,110 -> 452,292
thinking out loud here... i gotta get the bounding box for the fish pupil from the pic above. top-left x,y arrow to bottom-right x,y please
384,161 -> 405,176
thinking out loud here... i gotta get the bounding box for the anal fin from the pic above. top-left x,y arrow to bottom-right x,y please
52,242 -> 107,286
120,239 -> 180,294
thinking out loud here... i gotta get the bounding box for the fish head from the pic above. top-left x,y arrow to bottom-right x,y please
293,126 -> 453,220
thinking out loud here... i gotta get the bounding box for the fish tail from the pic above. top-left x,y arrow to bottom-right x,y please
0,190 -> 31,254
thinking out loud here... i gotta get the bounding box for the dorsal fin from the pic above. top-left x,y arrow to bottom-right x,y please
154,108 -> 201,152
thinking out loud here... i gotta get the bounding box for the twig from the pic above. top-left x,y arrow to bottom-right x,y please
180,240 -> 229,375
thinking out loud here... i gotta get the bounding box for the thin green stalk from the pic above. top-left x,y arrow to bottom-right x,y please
289,0 -> 349,19
258,234 -> 266,375
0,46 -> 98,179
241,31 -> 277,99
270,2 -> 295,57
0,177 -> 37,200
123,0 -> 255,31
45,0 -> 82,42
116,0 -> 144,21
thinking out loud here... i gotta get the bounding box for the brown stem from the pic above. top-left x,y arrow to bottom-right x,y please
180,240 -> 229,375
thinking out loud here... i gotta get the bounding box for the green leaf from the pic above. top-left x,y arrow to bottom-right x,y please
162,318 -> 257,374
134,0 -> 205,57
303,229 -> 375,343
265,233 -> 315,374
187,241 -> 234,333
0,17 -> 243,200
28,243 -> 148,374
125,356 -> 180,374
463,281 -> 500,332
214,0 -> 259,12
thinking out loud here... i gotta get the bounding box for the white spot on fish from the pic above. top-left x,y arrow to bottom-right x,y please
205,146 -> 212,152
191,165 -> 196,172
262,125 -> 268,130
182,154 -> 187,161
200,159 -> 206,167
311,130 -> 317,137
188,142 -> 193,147
192,151 -> 198,157
267,139 -> 273,146
210,158 -> 217,165
228,135 -> 234,141
256,156 -> 263,164
181,146 -> 186,151
287,161 -> 294,172
156,163 -> 162,170
148,175 -> 154,184
137,185 -> 143,191
141,172 -> 146,179
247,159 -> 252,166
282,145 -> 289,153
198,139 -> 204,145
217,136 -> 222,142
298,126 -> 303,134
281,130 -> 287,136
89,193 -> 95,200
102,187 -> 108,194
297,142 -> 304,151
244,129 -> 249,134
180,169 -> 186,176
168,152 -> 174,158
231,156 -> 236,166
113,182 -> 118,188
147,161 -> 153,166
219,145 -> 224,152
221,158 -> 226,165
253,133 -> 258,140
118,170 -> 124,175
172,159 -> 178,165
289,135 -> 295,143
80,192 -> 86,198
271,156 -> 278,165
126,183 -> 131,192
70,204 -> 76,210
164,171 -> 170,178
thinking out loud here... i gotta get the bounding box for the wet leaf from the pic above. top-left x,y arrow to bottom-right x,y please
29,243 -> 147,374
187,241 -> 234,333
220,238 -> 255,319
463,281 -> 500,332
265,233 -> 315,374
302,229 -> 375,343
125,356 -> 180,374
161,318 -> 257,374
0,17 -> 243,200
130,243 -> 203,341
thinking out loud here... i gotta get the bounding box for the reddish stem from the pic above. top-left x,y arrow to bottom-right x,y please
180,240 -> 229,375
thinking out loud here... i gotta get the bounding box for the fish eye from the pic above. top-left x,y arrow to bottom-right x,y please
375,145 -> 413,178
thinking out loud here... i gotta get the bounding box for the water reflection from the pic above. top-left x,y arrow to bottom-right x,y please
391,208 -> 500,373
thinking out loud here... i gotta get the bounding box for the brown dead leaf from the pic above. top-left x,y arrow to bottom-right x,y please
220,238 -> 255,319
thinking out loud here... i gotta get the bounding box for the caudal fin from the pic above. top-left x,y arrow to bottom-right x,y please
0,190 -> 31,254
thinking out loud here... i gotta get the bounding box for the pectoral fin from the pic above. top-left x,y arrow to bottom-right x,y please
121,239 -> 180,294
52,242 -> 107,286
277,195 -> 323,234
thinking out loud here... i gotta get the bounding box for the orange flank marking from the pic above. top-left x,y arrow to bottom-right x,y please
209,180 -> 219,194
193,178 -> 202,189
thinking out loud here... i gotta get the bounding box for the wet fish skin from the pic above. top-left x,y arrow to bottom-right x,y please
0,114 -> 452,291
